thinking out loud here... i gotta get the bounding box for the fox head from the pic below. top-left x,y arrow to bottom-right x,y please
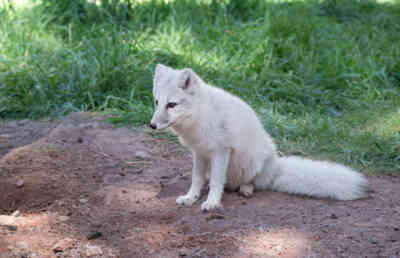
150,64 -> 200,130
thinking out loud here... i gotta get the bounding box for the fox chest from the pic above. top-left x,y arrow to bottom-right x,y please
172,121 -> 226,157
178,134 -> 212,156
176,129 -> 223,157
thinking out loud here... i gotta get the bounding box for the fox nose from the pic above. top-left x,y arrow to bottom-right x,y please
149,123 -> 157,130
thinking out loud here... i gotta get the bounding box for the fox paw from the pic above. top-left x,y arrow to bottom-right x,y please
201,200 -> 224,212
176,194 -> 198,206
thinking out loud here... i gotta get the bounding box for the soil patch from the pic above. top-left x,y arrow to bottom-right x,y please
0,113 -> 399,257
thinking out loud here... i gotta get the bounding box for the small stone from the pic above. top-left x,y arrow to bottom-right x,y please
79,198 -> 88,204
58,216 -> 70,222
370,237 -> 378,244
86,244 -> 103,257
52,238 -> 74,253
16,179 -> 24,188
77,137 -> 83,143
11,210 -> 20,217
55,199 -> 65,206
15,241 -> 28,250
86,231 -> 102,240
135,151 -> 151,160
179,248 -> 191,257
134,169 -> 143,174
6,225 -> 17,231
330,213 -> 338,219
314,235 -> 321,241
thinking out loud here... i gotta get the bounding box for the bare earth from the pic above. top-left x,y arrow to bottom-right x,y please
0,112 -> 399,258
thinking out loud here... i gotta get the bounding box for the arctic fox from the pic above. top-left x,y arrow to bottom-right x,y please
150,64 -> 369,212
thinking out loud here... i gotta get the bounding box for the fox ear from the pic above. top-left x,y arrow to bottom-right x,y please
154,64 -> 170,84
155,63 -> 169,74
179,68 -> 198,93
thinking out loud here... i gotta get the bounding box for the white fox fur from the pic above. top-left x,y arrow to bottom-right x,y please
150,64 -> 369,211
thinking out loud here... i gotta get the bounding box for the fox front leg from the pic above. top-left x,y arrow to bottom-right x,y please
201,149 -> 231,212
176,152 -> 207,206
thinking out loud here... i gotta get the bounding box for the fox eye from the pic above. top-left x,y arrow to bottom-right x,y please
166,102 -> 178,109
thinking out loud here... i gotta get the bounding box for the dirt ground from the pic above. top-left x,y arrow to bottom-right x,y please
0,112 -> 399,258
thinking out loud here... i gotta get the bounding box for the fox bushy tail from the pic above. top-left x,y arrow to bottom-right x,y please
254,156 -> 369,200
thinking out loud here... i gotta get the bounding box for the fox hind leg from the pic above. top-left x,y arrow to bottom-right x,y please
238,184 -> 254,198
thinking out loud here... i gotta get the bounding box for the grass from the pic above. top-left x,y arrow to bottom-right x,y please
0,0 -> 399,173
